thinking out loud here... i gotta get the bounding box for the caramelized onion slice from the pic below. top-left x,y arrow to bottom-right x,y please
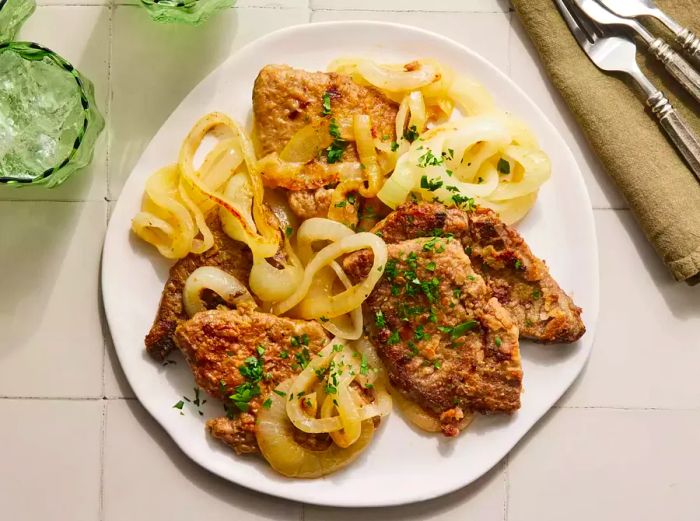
182,266 -> 256,317
256,379 -> 375,479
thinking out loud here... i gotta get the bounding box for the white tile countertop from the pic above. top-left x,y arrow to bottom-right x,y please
1,1 -> 699,520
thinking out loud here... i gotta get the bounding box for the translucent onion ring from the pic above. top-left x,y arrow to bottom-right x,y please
273,232 -> 388,319
256,379 -> 375,479
182,266 -> 256,317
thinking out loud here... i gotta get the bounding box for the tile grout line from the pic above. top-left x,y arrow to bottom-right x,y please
98,400 -> 107,521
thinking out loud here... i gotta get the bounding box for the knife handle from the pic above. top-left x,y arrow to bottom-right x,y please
649,38 -> 700,105
675,28 -> 700,70
647,91 -> 700,181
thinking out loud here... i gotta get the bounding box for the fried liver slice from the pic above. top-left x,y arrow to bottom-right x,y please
174,308 -> 329,454
253,64 -> 399,222
144,216 -> 253,362
344,238 -> 522,437
372,202 -> 585,344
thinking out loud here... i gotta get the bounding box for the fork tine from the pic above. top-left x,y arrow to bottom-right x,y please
553,0 -> 595,50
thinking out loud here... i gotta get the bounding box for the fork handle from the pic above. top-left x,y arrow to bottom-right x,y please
647,92 -> 700,181
649,38 -> 700,105
675,28 -> 700,70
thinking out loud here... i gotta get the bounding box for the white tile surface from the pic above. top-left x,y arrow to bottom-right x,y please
0,6 -> 110,202
103,400 -> 302,520
311,10 -> 511,75
508,408 -> 700,521
108,6 -> 309,199
0,201 -> 105,397
559,210 -> 700,409
311,0 -> 509,12
305,464 -> 506,521
508,15 -> 626,210
0,400 -> 102,520
104,333 -> 136,398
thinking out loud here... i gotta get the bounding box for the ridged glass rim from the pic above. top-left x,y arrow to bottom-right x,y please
0,41 -> 91,184
140,0 -> 199,9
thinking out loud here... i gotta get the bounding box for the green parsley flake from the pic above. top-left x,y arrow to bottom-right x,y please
173,400 -> 184,410
425,261 -> 436,272
495,336 -> 502,348
285,225 -> 293,237
403,125 -> 419,143
433,359 -> 442,369
438,320 -> 478,339
390,141 -> 399,152
256,345 -> 266,356
360,354 -> 369,376
417,149 -> 444,168
497,158 -> 511,174
387,330 -> 400,344
262,398 -> 273,409
321,92 -> 332,116
273,389 -> 287,397
420,175 -> 443,191
532,289 -> 542,300
375,310 -> 386,328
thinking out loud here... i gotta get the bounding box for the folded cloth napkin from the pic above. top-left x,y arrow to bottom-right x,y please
512,0 -> 700,284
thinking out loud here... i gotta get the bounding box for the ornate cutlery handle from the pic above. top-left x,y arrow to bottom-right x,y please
649,38 -> 700,105
647,91 -> 700,181
675,28 -> 700,70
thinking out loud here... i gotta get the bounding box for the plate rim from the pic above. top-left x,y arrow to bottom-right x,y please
102,19 -> 600,507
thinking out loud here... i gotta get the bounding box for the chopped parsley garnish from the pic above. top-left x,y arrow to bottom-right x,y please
420,175 -> 443,191
262,398 -> 273,409
414,325 -> 430,341
453,288 -> 462,298
319,315 -> 329,322
332,343 -> 344,353
285,225 -> 293,237
326,119 -> 347,164
532,289 -> 542,300
438,320 -> 478,339
279,350 -> 289,359
403,125 -> 419,143
256,344 -> 266,356
334,200 -> 347,208
514,259 -> 523,270
451,193 -> 476,210
321,92 -> 332,116
375,310 -> 386,328
295,347 -> 311,370
173,400 -> 184,410
425,261 -> 436,272
273,389 -> 287,397
494,336 -> 502,348
390,141 -> 400,152
347,193 -> 356,205
417,149 -> 444,168
360,354 -> 369,376
387,330 -> 401,344
497,158 -> 511,174
384,259 -> 398,280
433,359 -> 442,369
229,355 -> 265,412
407,341 -> 419,357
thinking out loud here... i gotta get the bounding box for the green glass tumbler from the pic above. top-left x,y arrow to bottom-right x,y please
0,42 -> 105,187
140,0 -> 235,25
0,0 -> 35,43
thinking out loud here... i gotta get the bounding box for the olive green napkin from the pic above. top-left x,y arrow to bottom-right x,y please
511,0 -> 700,284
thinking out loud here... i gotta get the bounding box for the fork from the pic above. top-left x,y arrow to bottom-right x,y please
554,0 -> 700,180
573,0 -> 700,105
596,0 -> 700,68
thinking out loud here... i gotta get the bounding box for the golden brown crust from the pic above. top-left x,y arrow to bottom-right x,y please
372,202 -> 585,344
144,216 -> 253,361
344,238 -> 522,436
174,308 -> 330,454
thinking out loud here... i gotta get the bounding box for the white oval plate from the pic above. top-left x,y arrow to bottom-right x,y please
102,21 -> 599,508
